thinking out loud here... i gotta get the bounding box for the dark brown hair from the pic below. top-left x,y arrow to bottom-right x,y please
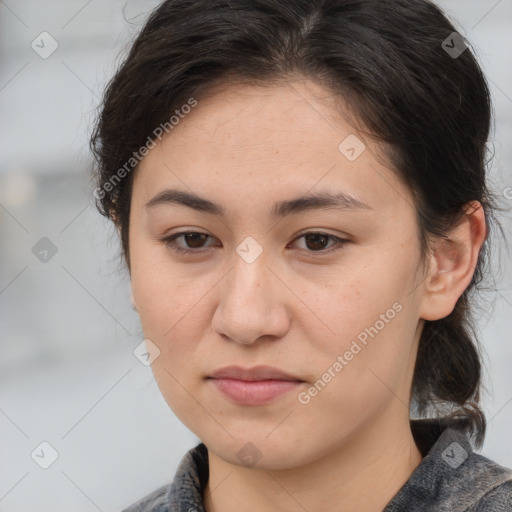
90,0 -> 505,447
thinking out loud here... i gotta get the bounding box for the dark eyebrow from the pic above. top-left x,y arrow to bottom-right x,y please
144,188 -> 372,218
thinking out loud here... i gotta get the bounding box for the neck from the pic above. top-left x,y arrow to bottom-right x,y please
203,408 -> 423,512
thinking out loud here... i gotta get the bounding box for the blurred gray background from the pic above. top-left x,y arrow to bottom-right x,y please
0,1 -> 511,511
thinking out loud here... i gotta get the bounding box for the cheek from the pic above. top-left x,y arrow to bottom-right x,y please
130,249 -> 216,364
130,240 -> 182,321
297,257 -> 414,350
298,258 -> 420,403
297,300 -> 417,439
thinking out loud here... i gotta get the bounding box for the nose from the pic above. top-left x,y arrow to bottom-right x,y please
210,249 -> 291,345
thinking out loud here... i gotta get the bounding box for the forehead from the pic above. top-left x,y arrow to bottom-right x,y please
133,79 -> 414,218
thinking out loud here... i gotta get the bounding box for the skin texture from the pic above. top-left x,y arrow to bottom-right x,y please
127,79 -> 487,512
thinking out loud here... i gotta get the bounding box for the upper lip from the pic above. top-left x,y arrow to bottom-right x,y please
208,365 -> 304,382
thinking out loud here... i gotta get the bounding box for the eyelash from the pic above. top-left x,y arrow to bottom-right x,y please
160,231 -> 348,256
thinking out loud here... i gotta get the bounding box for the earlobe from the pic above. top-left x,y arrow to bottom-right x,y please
418,201 -> 487,321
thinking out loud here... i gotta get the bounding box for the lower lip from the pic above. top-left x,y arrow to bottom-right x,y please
209,378 -> 302,405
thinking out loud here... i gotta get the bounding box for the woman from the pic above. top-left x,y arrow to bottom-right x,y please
90,0 -> 512,510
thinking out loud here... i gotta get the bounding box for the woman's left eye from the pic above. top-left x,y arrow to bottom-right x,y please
160,231 -> 348,256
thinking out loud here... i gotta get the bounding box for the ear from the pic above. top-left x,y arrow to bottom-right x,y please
418,201 -> 487,321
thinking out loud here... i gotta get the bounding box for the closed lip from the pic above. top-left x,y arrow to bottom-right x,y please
207,365 -> 304,382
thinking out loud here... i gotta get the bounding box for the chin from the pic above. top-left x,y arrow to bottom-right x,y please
202,430 -> 323,471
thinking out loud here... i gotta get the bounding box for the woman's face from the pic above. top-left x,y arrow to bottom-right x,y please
129,79 -> 429,469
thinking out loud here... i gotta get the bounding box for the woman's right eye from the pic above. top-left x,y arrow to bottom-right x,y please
160,232 -> 214,254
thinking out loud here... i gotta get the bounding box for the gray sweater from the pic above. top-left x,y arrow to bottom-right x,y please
122,419 -> 512,511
